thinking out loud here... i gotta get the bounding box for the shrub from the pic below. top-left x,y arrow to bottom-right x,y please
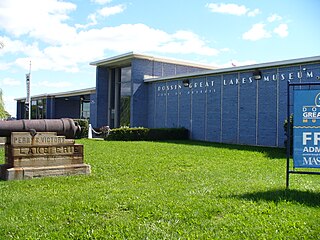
74,119 -> 89,139
147,128 -> 189,141
106,127 -> 149,141
284,114 -> 293,154
106,127 -> 189,141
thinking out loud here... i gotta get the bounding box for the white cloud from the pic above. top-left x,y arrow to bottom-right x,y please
0,0 -> 219,73
1,77 -> 21,86
98,4 -> 125,17
242,23 -> 271,41
91,0 -> 112,4
3,23 -> 219,72
75,13 -> 98,29
0,0 -> 77,45
76,4 -> 125,29
248,9 -> 261,17
206,3 -> 248,16
206,3 -> 260,17
0,62 -> 12,71
36,80 -> 72,88
274,23 -> 288,38
0,36 -> 38,56
267,14 -> 282,22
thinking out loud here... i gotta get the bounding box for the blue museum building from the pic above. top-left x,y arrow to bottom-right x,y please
16,52 -> 320,147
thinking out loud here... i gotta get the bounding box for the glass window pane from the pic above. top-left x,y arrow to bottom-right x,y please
120,96 -> 130,126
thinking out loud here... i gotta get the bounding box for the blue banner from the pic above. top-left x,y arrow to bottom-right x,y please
293,90 -> 320,168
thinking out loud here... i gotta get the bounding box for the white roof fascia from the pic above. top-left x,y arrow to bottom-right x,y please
15,87 -> 96,101
90,52 -> 216,70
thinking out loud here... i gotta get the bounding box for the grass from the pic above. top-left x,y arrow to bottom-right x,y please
0,140 -> 319,239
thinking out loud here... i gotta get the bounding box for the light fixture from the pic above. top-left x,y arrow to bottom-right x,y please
252,69 -> 262,80
183,79 -> 190,87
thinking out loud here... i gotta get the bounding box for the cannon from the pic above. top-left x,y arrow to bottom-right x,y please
0,118 -> 80,139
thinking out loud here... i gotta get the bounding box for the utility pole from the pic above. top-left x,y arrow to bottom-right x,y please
26,61 -> 31,119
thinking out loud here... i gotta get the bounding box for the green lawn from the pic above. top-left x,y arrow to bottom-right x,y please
0,140 -> 319,239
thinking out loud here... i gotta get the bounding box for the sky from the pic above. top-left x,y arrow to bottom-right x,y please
0,0 -> 320,117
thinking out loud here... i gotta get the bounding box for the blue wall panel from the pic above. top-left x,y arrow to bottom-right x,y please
206,75 -> 221,142
176,65 -> 190,75
166,81 -> 179,128
89,93 -> 97,126
221,73 -> 238,144
152,61 -> 163,77
154,82 -> 167,128
257,69 -> 278,146
147,84 -> 155,128
55,97 -> 80,119
278,66 -> 299,147
131,59 -> 151,127
95,66 -> 109,128
191,77 -> 206,140
239,72 -> 257,145
162,63 -> 176,77
178,81 -> 191,130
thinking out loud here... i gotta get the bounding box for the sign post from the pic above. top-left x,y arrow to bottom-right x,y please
26,61 -> 31,120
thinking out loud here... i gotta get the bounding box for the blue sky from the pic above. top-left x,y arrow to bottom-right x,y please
1,0 -> 320,117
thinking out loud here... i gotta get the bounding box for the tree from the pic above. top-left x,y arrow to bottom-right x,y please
0,89 -> 10,120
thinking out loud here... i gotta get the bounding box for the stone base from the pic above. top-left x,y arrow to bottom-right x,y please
0,164 -> 91,180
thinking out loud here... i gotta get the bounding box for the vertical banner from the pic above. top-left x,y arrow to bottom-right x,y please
26,73 -> 30,104
293,90 -> 320,168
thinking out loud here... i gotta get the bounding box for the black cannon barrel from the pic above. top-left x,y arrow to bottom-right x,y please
0,118 -> 80,139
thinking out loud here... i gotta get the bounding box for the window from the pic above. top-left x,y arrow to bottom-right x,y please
27,99 -> 46,119
81,101 -> 90,119
120,67 -> 131,126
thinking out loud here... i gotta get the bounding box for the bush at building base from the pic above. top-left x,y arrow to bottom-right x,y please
105,127 -> 189,141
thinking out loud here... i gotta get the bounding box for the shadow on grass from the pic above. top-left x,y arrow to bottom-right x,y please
232,189 -> 320,207
164,140 -> 286,160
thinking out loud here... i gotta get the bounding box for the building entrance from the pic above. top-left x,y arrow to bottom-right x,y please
108,66 -> 131,128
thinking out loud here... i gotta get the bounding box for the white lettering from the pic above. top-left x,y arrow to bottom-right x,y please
303,132 -> 312,145
303,146 -> 320,152
303,112 -> 320,118
289,73 -> 294,80
272,74 -> 277,81
314,132 -> 320,145
307,71 -> 313,78
297,71 -> 302,79
303,157 -> 320,165
155,70 -> 315,94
